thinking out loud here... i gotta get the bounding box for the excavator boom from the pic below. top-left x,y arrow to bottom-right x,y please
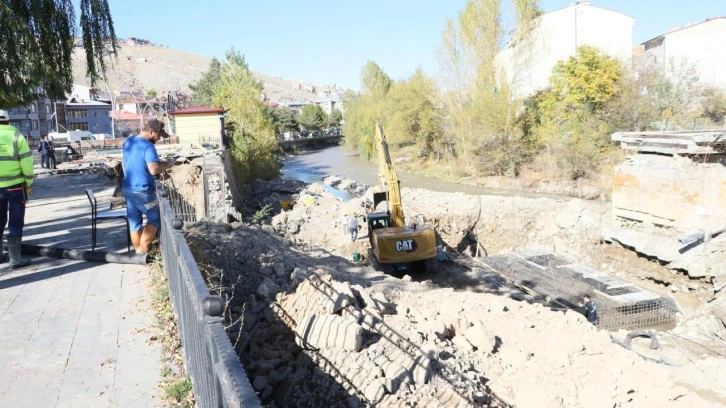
374,122 -> 405,227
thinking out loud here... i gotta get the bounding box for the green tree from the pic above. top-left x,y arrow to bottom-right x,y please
701,86 -> 726,124
210,49 -> 279,183
544,46 -> 623,119
385,70 -> 447,159
147,88 -> 157,99
342,90 -> 379,159
361,60 -> 392,96
190,58 -> 222,106
0,0 -> 117,106
528,46 -> 624,179
328,108 -> 343,128
343,61 -> 396,159
298,104 -> 327,131
264,105 -> 298,135
436,0 -> 540,176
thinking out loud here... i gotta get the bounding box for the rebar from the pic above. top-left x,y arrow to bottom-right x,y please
483,251 -> 679,330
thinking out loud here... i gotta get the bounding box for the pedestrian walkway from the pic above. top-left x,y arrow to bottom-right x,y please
0,173 -> 162,407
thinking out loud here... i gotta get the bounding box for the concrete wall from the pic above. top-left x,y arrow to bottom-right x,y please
612,154 -> 726,231
500,3 -> 634,98
171,114 -> 222,146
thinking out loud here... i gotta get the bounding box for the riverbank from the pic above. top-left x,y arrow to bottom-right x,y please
181,170 -> 725,407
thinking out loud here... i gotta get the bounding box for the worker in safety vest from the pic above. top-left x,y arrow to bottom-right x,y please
0,109 -> 33,268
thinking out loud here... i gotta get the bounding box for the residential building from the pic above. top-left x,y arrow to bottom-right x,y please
283,100 -> 312,115
498,0 -> 634,98
315,93 -> 344,115
57,84 -> 112,135
642,17 -> 726,89
7,90 -> 53,142
109,111 -> 142,137
168,106 -> 225,147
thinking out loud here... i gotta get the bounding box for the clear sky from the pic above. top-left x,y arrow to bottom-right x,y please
106,1 -> 724,91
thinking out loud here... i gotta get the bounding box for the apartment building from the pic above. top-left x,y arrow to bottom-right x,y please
642,17 -> 726,89
498,0 -> 634,98
56,85 -> 112,135
6,90 -> 53,142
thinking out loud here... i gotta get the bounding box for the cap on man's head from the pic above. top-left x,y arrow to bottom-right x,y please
146,119 -> 169,138
0,109 -> 9,122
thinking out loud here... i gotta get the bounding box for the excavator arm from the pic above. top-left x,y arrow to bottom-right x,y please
374,122 -> 405,227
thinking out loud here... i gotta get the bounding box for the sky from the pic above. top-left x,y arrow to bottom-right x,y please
106,1 -> 725,91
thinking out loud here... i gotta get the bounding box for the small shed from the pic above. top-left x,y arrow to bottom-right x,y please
168,106 -> 225,148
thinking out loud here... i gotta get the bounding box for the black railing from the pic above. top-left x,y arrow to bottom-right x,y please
158,184 -> 261,408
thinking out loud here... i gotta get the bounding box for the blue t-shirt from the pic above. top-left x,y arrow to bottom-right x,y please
122,135 -> 160,192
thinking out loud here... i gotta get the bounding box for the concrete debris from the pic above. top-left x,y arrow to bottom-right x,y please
181,175 -> 726,407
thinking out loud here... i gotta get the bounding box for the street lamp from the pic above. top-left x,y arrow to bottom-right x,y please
136,95 -> 158,130
103,78 -> 134,139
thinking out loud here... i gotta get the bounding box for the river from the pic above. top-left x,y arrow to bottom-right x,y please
281,146 -> 554,198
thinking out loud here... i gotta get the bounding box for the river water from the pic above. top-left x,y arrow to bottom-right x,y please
281,146 -> 551,198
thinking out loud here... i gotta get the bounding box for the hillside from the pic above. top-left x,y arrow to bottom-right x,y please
71,42 -> 346,102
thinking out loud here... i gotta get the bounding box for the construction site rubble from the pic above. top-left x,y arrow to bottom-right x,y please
181,174 -> 726,407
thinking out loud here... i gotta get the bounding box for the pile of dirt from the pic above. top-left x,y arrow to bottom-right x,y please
183,176 -> 726,407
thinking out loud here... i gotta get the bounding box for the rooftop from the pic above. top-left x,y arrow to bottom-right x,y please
168,106 -> 224,115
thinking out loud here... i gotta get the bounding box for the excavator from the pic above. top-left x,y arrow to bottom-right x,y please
366,122 -> 438,272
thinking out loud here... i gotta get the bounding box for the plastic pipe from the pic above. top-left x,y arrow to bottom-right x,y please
21,244 -> 149,265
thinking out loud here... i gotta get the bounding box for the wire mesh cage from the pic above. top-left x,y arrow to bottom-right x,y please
482,251 -> 679,330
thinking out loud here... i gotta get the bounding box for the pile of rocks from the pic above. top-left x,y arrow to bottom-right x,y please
182,176 -> 725,407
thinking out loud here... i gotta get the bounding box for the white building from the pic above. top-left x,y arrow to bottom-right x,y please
498,0 -> 634,98
642,17 -> 726,89
315,94 -> 344,115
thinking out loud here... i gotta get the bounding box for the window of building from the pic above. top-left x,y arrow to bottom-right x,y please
67,109 -> 88,118
70,122 -> 89,131
32,120 -> 38,130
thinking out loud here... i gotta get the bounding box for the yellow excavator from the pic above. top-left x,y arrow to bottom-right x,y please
367,122 -> 438,272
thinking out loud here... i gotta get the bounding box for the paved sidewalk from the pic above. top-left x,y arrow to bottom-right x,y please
0,173 -> 162,407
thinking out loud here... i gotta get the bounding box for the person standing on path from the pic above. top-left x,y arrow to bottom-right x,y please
347,213 -> 359,242
121,119 -> 174,254
39,135 -> 51,168
583,295 -> 598,324
0,109 -> 33,268
47,135 -> 57,169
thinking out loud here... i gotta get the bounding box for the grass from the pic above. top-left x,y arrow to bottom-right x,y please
165,377 -> 194,408
149,257 -> 196,407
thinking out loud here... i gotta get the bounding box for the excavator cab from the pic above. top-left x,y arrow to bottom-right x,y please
367,212 -> 391,243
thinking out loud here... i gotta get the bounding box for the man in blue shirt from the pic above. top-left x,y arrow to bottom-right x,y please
122,119 -> 174,254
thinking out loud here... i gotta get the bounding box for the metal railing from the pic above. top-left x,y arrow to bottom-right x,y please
158,184 -> 261,407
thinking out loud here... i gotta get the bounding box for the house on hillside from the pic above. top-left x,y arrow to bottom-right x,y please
284,100 -> 312,115
168,106 -> 225,148
498,0 -> 634,98
642,17 -> 726,89
315,94 -> 343,114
